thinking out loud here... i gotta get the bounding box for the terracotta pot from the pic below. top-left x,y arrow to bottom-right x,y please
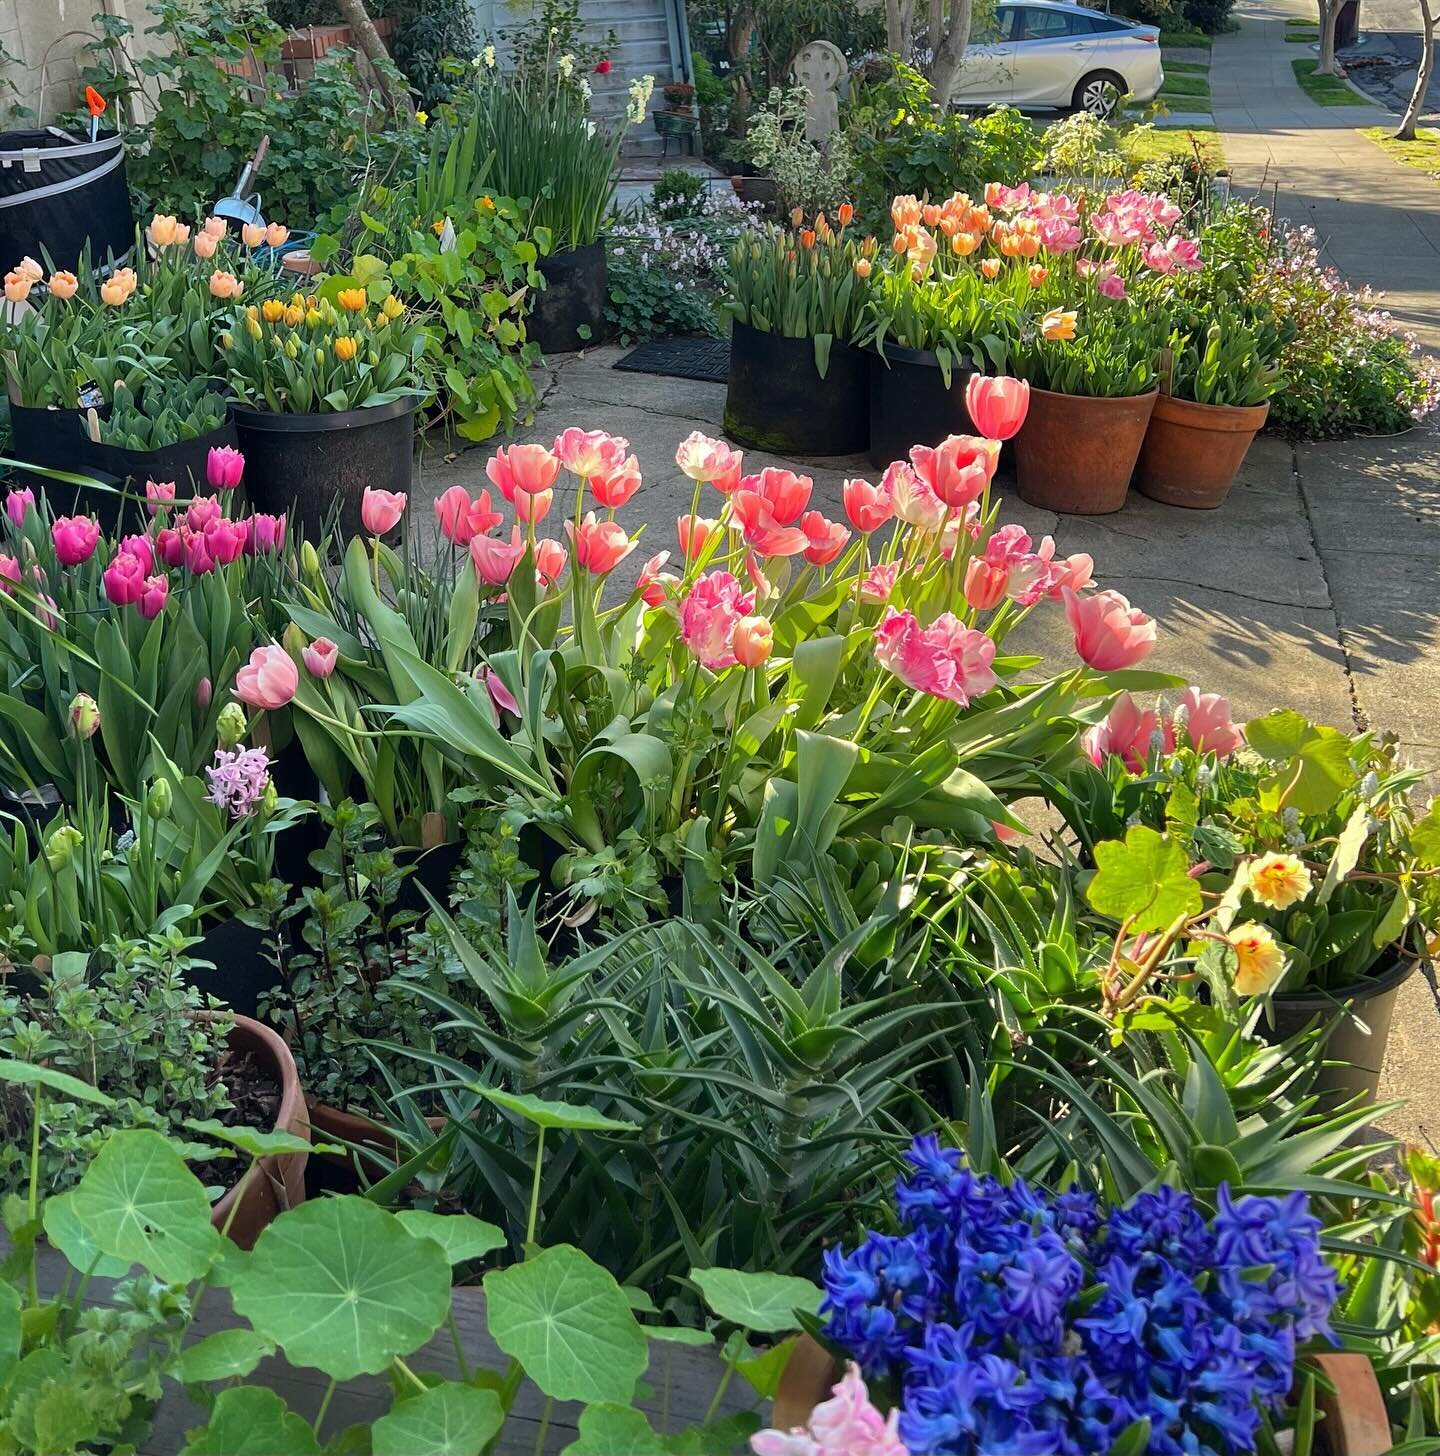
1134,394 -> 1270,510
209,1014 -> 309,1249
772,1343 -> 1394,1455
304,1098 -> 450,1181
1014,387 -> 1157,515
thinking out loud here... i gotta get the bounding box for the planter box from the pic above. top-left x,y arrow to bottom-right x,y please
530,241 -> 608,355
868,343 -> 978,470
281,16 -> 393,61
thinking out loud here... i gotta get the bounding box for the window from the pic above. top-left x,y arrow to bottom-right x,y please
1018,7 -> 1077,39
976,6 -> 1021,41
1086,14 -> 1129,29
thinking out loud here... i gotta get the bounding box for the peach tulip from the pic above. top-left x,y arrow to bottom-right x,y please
732,615 -> 773,668
801,511 -> 849,566
487,442 -> 561,501
534,538 -> 567,587
1040,308 -> 1077,341
1063,587 -> 1156,671
965,376 -> 1030,441
470,526 -> 525,585
147,214 -> 180,247
513,486 -> 553,524
565,512 -> 636,574
677,513 -> 719,559
99,276 -> 128,306
14,256 -> 42,283
208,270 -> 243,299
203,216 -> 228,239
241,222 -> 266,248
964,558 -> 1009,612
3,271 -> 31,303
360,487 -> 407,536
266,222 -> 290,249
234,644 -> 299,710
193,232 -> 219,260
909,435 -> 998,510
728,489 -> 809,557
46,270 -> 79,300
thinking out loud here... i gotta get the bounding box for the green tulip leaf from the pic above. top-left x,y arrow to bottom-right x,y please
484,1243 -> 647,1404
691,1268 -> 822,1334
1086,826 -> 1202,934
371,1381 -> 503,1456
395,1210 -> 506,1265
69,1129 -> 220,1283
180,1386 -> 321,1455
469,1084 -> 638,1134
0,1059 -> 115,1106
559,1403 -> 668,1456
42,1190 -> 130,1279
174,1328 -> 276,1383
183,1118 -> 312,1159
230,1196 -> 452,1379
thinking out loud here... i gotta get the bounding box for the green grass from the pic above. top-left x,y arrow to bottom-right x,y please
1157,27 -> 1212,46
1359,124 -> 1440,176
1164,60 -> 1211,73
1285,15 -> 1318,26
1291,58 -> 1370,105
1122,124 -> 1224,164
1285,31 -> 1319,40
1159,72 -> 1212,98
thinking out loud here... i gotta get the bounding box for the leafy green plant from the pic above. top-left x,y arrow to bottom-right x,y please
652,167 -> 707,221
742,86 -> 855,217
1011,298 -> 1162,397
859,262 -> 1020,382
95,378 -> 229,451
1165,310 -> 1283,406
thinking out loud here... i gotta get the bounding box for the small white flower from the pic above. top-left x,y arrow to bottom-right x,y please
577,75 -> 591,100
1360,770 -> 1379,798
557,52 -> 574,78
1195,764 -> 1214,792
584,120 -> 596,137
483,43 -> 496,68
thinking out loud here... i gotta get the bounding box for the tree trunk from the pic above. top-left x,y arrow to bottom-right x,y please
1316,0 -> 1339,76
929,0 -> 976,107
885,0 -> 920,56
929,0 -> 946,57
330,0 -> 411,115
1394,0 -> 1436,138
727,2 -> 755,130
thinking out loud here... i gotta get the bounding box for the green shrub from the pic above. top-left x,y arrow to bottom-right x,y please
1181,0 -> 1237,32
651,167 -> 707,221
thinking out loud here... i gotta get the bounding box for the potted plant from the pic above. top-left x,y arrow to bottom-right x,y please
721,211 -> 875,454
1135,309 -> 1284,510
662,80 -> 696,114
221,280 -> 426,538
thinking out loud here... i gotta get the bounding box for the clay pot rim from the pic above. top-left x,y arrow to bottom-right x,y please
1152,392 -> 1271,432
1028,384 -> 1160,406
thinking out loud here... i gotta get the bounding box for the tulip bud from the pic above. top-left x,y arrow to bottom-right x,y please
300,540 -> 322,580
68,691 -> 100,740
281,622 -> 307,656
217,701 -> 248,749
44,824 -> 83,871
196,676 -> 213,710
261,780 -> 279,816
146,777 -> 173,818
732,615 -> 774,669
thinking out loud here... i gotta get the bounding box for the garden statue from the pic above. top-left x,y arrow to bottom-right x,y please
791,39 -> 846,146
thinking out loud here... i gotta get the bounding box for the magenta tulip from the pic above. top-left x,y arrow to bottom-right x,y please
52,515 -> 99,566
207,445 -> 245,490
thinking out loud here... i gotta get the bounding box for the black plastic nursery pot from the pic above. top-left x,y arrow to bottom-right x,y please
6,402 -> 134,530
867,343 -> 978,470
81,416 -> 241,502
0,128 -> 134,274
724,319 -> 869,456
1259,956 -> 1419,1107
530,241 -> 608,354
233,393 -> 418,539
184,917 -> 279,1022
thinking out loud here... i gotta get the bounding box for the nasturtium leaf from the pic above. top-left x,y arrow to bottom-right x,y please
0,1059 -> 115,1106
230,1196 -> 452,1379
559,1403 -> 668,1456
184,1117 -> 313,1159
1412,801 -> 1440,868
484,1243 -> 646,1404
645,1325 -> 714,1347
1086,826 -> 1202,934
395,1210 -> 506,1265
469,1084 -> 638,1134
736,1334 -> 800,1398
663,1412 -> 764,1454
42,1190 -> 130,1279
1243,709 -> 1312,762
174,1328 -> 276,1383
371,1381 -> 503,1456
69,1129 -> 220,1283
179,1386 -> 322,1456
691,1268 -> 822,1334
1247,714 -> 1355,816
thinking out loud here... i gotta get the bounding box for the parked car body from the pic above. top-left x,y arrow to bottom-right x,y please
950,2 -> 1163,115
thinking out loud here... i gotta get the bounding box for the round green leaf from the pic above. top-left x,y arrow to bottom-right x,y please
1086,826 -> 1203,934
559,1403 -> 667,1456
69,1129 -> 220,1284
179,1386 -> 321,1456
173,1328 -> 276,1383
0,1059 -> 115,1107
184,1117 -> 312,1159
470,1084 -> 638,1134
644,1325 -> 713,1347
230,1196 -> 452,1379
42,1191 -> 130,1279
371,1381 -> 503,1456
691,1268 -> 821,1334
395,1210 -> 506,1265
484,1243 -> 646,1404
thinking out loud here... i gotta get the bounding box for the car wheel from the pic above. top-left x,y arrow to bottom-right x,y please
1073,71 -> 1124,117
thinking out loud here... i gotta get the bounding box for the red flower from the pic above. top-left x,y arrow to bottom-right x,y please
594,58 -> 612,75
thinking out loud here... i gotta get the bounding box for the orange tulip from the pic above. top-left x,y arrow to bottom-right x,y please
800,228 -> 816,249
241,222 -> 266,248
950,231 -> 980,257
100,277 -> 128,305
1028,265 -> 1048,287
334,336 -> 358,361
1041,308 -> 1078,341
854,257 -> 873,278
336,288 -> 366,312
837,202 -> 854,226
980,258 -> 1001,279
790,206 -> 805,228
47,271 -> 78,300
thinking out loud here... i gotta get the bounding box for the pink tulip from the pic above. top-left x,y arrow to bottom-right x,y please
1142,236 -> 1202,274
1038,216 -> 1082,253
146,479 -> 177,515
206,445 -> 245,490
591,454 -> 642,509
885,461 -> 947,532
478,664 -> 520,719
360,487 -> 407,536
680,570 -> 754,669
1084,692 -> 1174,772
1097,273 -> 1128,301
52,515 -> 99,566
186,495 -> 222,532
801,511 -> 849,566
965,376 -> 1030,441
433,486 -> 501,547
842,477 -> 892,533
732,615 -> 773,669
4,488 -> 33,527
155,528 -> 186,569
1177,685 -> 1243,757
1044,548 -> 1095,599
196,676 -> 212,709
909,435 -> 998,510
677,514 -> 719,560
873,607 -> 998,706
103,551 -> 147,606
137,574 -> 169,620
964,558 -> 1009,611
1064,587 -> 1157,671
737,467 -> 811,525
185,532 -> 216,576
531,538 -> 566,587
513,487 -> 553,524
470,526 -> 525,585
302,637 -> 339,678
565,513 -> 636,575
860,560 -> 899,604
248,513 -> 286,554
233,643 -> 299,710
204,517 -> 247,566
0,555 -> 19,594
487,443 -> 562,502
117,533 -> 154,573
675,431 -> 743,493
553,427 -> 630,481
636,550 -> 672,606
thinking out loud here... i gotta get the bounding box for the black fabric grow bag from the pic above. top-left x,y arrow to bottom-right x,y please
0,128 -> 133,274
6,401 -> 133,530
868,343 -> 978,470
530,242 -> 607,353
233,394 -> 418,539
723,320 -> 869,456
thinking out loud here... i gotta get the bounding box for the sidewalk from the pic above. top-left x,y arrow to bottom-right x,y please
1212,0 -> 1440,347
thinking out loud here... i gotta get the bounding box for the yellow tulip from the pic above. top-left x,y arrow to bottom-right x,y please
334,336 -> 358,361
1040,308 -> 1077,342
261,299 -> 285,323
336,288 -> 366,313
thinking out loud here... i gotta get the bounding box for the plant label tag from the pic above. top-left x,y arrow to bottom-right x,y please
78,381 -> 105,410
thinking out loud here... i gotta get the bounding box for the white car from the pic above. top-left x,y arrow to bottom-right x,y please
951,2 -> 1164,116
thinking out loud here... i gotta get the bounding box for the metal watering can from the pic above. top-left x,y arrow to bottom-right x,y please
213,135 -> 269,229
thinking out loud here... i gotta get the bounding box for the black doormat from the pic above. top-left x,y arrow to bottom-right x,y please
613,336 -> 730,384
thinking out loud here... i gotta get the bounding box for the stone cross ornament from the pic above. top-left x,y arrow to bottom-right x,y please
791,39 -> 847,146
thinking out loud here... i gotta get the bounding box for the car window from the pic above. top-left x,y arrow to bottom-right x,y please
1019,8 -> 1077,39
1068,12 -> 1097,30
976,6 -> 1021,41
1085,13 -> 1129,29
